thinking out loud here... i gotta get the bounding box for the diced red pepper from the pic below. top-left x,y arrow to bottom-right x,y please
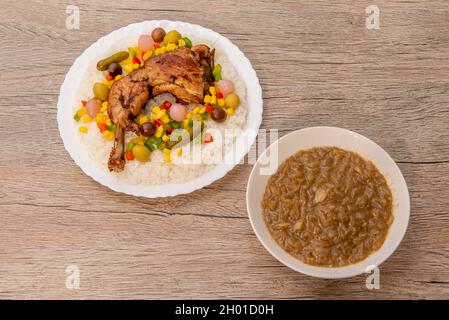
166,127 -> 174,134
154,43 -> 160,49
105,74 -> 113,81
154,119 -> 163,127
205,104 -> 214,113
125,150 -> 134,161
132,56 -> 141,65
81,100 -> 87,107
97,123 -> 108,133
216,92 -> 223,99
204,133 -> 213,143
161,101 -> 172,110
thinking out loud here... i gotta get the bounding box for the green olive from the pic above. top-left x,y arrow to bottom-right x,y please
93,82 -> 110,101
132,144 -> 151,162
224,93 -> 240,109
163,30 -> 182,45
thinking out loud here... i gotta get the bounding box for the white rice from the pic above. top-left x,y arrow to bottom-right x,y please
76,42 -> 247,185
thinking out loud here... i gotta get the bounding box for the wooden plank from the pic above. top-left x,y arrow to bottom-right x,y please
1,0 -> 449,299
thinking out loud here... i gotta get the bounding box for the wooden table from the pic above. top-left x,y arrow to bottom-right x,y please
1,0 -> 449,299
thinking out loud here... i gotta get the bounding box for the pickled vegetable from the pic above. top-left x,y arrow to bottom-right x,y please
86,99 -> 100,117
211,107 -> 227,122
132,144 -> 151,162
217,80 -> 235,97
138,35 -> 155,52
224,93 -> 239,109
108,62 -> 122,78
169,103 -> 187,121
163,30 -> 182,45
96,51 -> 129,71
141,122 -> 156,137
152,28 -> 166,42
182,37 -> 192,48
93,82 -> 110,101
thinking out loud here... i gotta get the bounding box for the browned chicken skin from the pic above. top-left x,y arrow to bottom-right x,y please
107,45 -> 214,172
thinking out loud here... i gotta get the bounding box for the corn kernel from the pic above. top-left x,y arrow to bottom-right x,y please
132,63 -> 140,70
164,154 -> 171,163
176,148 -> 182,157
123,64 -> 134,74
199,106 -> 206,114
217,98 -> 225,107
78,126 -> 88,133
186,112 -> 192,120
161,115 -> 170,123
100,101 -> 108,112
194,114 -> 202,121
82,116 -> 93,123
114,75 -> 123,80
155,125 -> 164,138
166,43 -> 178,51
76,107 -> 86,117
182,119 -> 189,128
152,106 -> 161,114
143,50 -> 154,60
155,47 -> 166,55
163,148 -> 171,155
203,95 -> 211,103
209,86 -> 216,95
192,107 -> 200,114
95,113 -> 106,124
155,109 -> 165,119
211,96 -> 217,105
138,115 -> 149,125
105,118 -> 112,126
226,108 -> 235,116
178,39 -> 186,47
103,130 -> 114,140
162,135 -> 170,142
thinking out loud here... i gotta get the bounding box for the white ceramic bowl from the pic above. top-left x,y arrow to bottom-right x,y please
246,126 -> 410,278
57,20 -> 262,197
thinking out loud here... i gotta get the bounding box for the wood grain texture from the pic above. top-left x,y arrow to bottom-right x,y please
1,0 -> 449,299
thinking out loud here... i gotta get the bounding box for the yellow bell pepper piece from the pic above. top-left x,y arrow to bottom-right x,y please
78,126 -> 88,133
143,50 -> 154,61
178,39 -> 186,47
82,116 -> 93,123
138,115 -> 149,125
76,107 -> 86,117
102,130 -> 114,140
155,125 -> 164,138
100,101 -> 108,112
95,113 -> 106,124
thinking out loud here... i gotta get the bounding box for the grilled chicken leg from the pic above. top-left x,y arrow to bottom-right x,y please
107,45 -> 215,172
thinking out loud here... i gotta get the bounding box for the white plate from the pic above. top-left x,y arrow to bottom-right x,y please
57,20 -> 262,197
246,127 -> 410,278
